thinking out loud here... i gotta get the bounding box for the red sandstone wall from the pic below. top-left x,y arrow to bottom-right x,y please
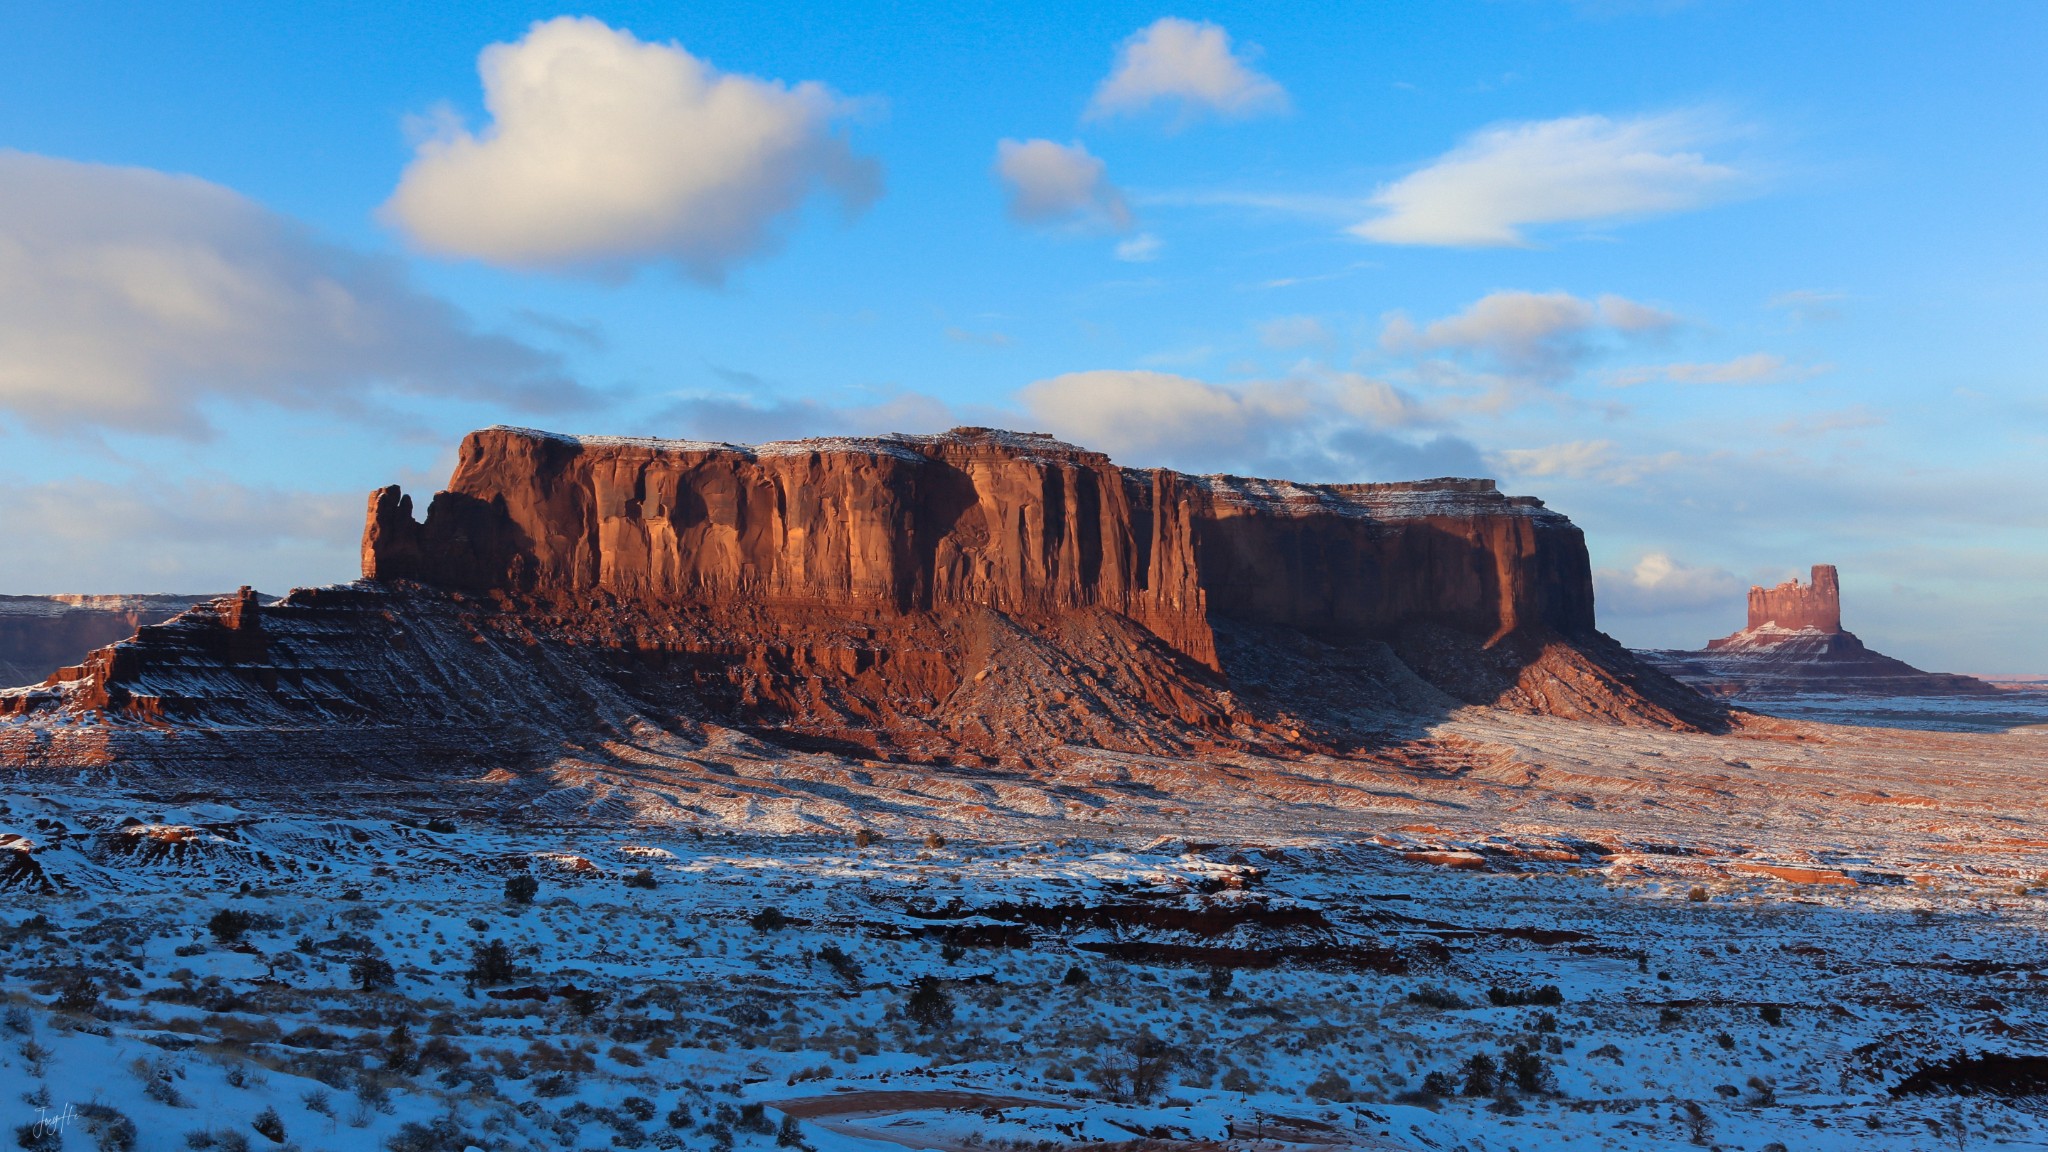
1746,564 -> 1841,632
364,427 -> 1599,670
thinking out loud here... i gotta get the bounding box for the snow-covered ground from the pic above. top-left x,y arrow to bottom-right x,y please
7,708 -> 2048,1151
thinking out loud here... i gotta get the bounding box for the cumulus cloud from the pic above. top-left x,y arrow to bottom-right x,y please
1594,552 -> 1744,617
994,139 -> 1132,230
0,150 -> 581,437
1351,112 -> 1741,247
1609,352 -> 1826,387
1017,368 -> 1474,480
1381,290 -> 1676,383
384,16 -> 879,279
1085,18 -> 1288,124
0,474 -> 359,592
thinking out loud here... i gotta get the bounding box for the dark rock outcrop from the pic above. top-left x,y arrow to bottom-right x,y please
1642,563 -> 1998,699
0,594 -> 213,688
2,426 -> 1722,776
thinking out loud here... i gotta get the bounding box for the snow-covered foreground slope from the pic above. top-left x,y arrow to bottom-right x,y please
5,708 -> 2048,1151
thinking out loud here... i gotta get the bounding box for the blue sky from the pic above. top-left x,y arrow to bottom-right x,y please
1,1 -> 2043,672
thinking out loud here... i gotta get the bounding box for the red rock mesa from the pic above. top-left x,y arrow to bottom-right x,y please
2,427 -> 1721,775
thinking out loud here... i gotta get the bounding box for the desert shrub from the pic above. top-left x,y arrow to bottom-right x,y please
426,817 -> 457,833
1687,886 -> 1709,902
563,987 -> 607,1017
16,1124 -> 61,1152
853,830 -> 875,848
1487,984 -> 1563,1008
1062,965 -> 1091,986
1089,1030 -> 1178,1103
736,1104 -> 774,1135
467,939 -> 515,985
1659,1007 -> 1684,1027
504,875 -> 538,905
207,909 -> 254,944
665,1103 -> 692,1130
301,1089 -> 331,1116
1461,1052 -> 1497,1096
53,972 -> 102,1014
923,832 -> 946,849
1680,1101 -> 1712,1144
1420,1070 -> 1457,1097
1205,967 -> 1233,1001
750,907 -> 788,933
816,944 -> 862,983
350,953 -> 396,991
1760,1004 -> 1783,1025
70,1104 -> 138,1152
621,1097 -> 657,1123
625,868 -> 658,890
1502,1043 -> 1552,1093
1306,1069 -> 1353,1102
904,976 -> 954,1031
1715,1031 -> 1736,1050
776,1114 -> 811,1149
249,1108 -> 285,1145
1744,1075 -> 1776,1106
939,941 -> 965,963
1407,985 -> 1468,1010
383,1117 -> 477,1152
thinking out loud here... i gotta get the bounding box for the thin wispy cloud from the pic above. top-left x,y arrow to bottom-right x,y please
1085,18 -> 1288,124
1352,112 -> 1744,247
1609,352 -> 1828,387
385,17 -> 880,280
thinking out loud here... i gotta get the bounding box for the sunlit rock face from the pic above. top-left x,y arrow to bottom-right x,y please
3,426 -> 1720,777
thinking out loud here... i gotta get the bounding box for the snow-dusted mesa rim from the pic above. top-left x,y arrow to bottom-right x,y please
479,425 -> 1550,514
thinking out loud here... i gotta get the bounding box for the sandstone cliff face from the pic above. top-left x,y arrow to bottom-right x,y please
4,427 -> 1718,776
364,426 -> 1596,670
1733,564 -> 1841,635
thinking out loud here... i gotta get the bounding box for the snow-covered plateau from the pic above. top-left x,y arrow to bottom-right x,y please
6,705 -> 2048,1151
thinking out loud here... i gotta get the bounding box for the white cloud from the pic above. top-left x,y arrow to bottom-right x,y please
1381,290 -> 1676,382
0,474 -> 358,593
1256,314 -> 1332,349
648,389 -> 953,446
1488,439 -> 1617,479
1017,368 -> 1471,480
1085,18 -> 1288,124
0,150 -> 580,437
994,139 -> 1131,230
1594,552 -> 1744,617
1609,352 -> 1826,387
1351,112 -> 1741,247
384,16 -> 879,279
1114,232 -> 1163,262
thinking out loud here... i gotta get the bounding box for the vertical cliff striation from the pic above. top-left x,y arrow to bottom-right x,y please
5,426 -> 1718,776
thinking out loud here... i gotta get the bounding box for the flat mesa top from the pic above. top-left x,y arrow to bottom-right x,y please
479,425 -> 1550,519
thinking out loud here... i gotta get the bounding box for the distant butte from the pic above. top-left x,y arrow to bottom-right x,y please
1641,564 -> 1998,699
